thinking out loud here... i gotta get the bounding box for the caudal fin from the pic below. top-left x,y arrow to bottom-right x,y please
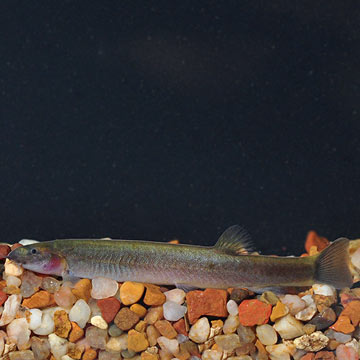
314,237 -> 353,289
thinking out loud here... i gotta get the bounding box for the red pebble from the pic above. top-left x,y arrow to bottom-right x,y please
305,231 -> 329,253
173,318 -> 187,336
97,297 -> 121,323
0,290 -> 8,306
0,245 -> 10,259
11,243 -> 22,251
300,354 -> 315,360
315,351 -> 335,360
238,299 -> 272,326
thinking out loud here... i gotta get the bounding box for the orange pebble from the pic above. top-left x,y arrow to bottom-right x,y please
143,284 -> 166,306
71,279 -> 92,301
238,299 -> 272,326
340,300 -> 360,326
22,290 -> 53,309
69,321 -> 84,343
330,315 -> 355,334
0,290 -> 8,306
82,348 -> 97,360
173,318 -> 187,336
305,231 -> 329,253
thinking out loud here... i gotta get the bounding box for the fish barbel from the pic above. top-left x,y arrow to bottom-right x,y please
8,226 -> 353,290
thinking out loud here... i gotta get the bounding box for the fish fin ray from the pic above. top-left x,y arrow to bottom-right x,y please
214,225 -> 253,255
175,283 -> 200,292
314,237 -> 353,289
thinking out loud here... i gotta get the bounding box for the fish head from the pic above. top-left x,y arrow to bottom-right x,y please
8,244 -> 66,276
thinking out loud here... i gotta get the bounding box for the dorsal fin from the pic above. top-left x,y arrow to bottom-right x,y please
214,225 -> 253,255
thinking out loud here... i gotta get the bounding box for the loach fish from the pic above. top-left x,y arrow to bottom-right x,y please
7,225 -> 353,291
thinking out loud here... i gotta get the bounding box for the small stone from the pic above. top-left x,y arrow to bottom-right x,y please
294,331 -> 329,352
312,284 -> 336,297
54,310 -> 72,338
91,277 -> 119,299
105,333 -> 128,352
54,286 -> 77,309
336,344 -> 358,360
99,350 -> 122,360
48,333 -> 68,359
147,324 -> 161,346
157,336 -> 179,355
22,290 -> 53,309
69,299 -> 91,328
202,349 -> 222,360
256,324 -> 277,345
6,275 -> 21,288
330,316 -> 355,334
230,288 -> 251,303
120,281 -> 145,305
20,271 -> 42,298
67,344 -> 84,359
0,294 -> 21,326
281,295 -> 306,315
69,321 -> 84,342
164,288 -> 186,304
238,299 -> 272,326
305,231 -> 329,253
214,334 -> 241,351
114,307 -> 140,330
135,319 -> 147,332
236,323 -> 255,344
128,329 -> 149,352
8,351 -> 35,360
186,289 -> 228,324
309,308 -> 337,330
144,284 -> 166,306
226,300 -> 239,315
71,279 -> 92,301
130,303 -> 147,318
28,308 -> 42,330
340,300 -> 360,326
303,324 -> 316,335
173,318 -> 188,336
121,349 -> 137,359
155,320 -> 178,339
273,314 -> 305,340
97,297 -> 121,323
223,315 -> 240,334
5,259 -> 23,276
265,343 -> 292,360
333,330 -> 352,344
7,318 -> 31,350
0,244 -> 10,259
82,348 -> 98,360
163,301 -> 187,322
314,295 -> 336,313
314,351 -> 335,360
33,312 -> 54,336
31,337 -> 50,360
144,306 -> 163,324
0,289 -> 8,306
41,277 -> 61,293
189,317 -> 210,343
86,325 -> 108,349
141,351 -> 160,360
108,323 -> 123,337
259,291 -> 279,306
295,303 -> 317,321
91,315 -> 108,329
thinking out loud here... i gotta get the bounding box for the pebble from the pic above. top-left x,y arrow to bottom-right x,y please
273,314 -> 305,340
312,284 -> 336,297
186,289 -> 228,324
33,312 -> 54,335
130,303 -> 147,318
0,289 -> 8,306
144,306 -> 163,324
295,303 -> 317,321
164,288 -> 186,304
91,315 -> 108,329
144,284 -> 166,306
260,291 -> 280,306
214,334 -> 241,351
127,329 -> 149,352
336,343 -> 358,360
41,277 -> 61,293
281,295 -> 306,315
91,277 -> 119,299
303,323 -> 316,335
173,318 -> 187,336
54,286 -> 77,309
226,300 -> 239,315
99,350 -> 122,359
341,300 -> 360,326
330,315 -> 355,334
114,307 -> 140,330
265,343 -> 292,360
0,294 -> 21,326
31,336 -> 50,360
157,336 -> 179,355
309,308 -> 337,330
7,318 -> 31,350
4,259 -> 23,276
189,317 -> 210,343
155,320 -> 178,339
23,290 -> 54,309
238,299 -> 272,326
230,288 -> 251,303
294,331 -> 329,352
108,323 -> 123,337
237,323 -> 256,344
202,349 -> 222,360
48,333 -> 69,359
27,308 -> 42,330
8,350 -> 35,360
82,348 -> 98,360
86,325 -> 108,349
120,281 -> 145,305
147,324 -> 161,346
69,299 -> 91,328
0,244 -> 10,259
256,324 -> 278,345
223,315 -> 240,334
105,333 -> 128,352
163,301 -> 187,321
20,271 -> 42,298
54,310 -> 72,338
6,275 -> 21,288
314,351 -> 335,360
68,321 -> 84,342
97,297 -> 121,323
72,279 -> 92,302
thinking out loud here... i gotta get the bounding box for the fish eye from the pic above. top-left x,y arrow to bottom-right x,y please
31,248 -> 37,254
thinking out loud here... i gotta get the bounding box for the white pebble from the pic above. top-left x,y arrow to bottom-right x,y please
223,315 -> 240,334
177,334 -> 188,343
0,294 -> 21,326
61,356 -> 74,360
28,308 -> 43,330
69,299 -> 91,328
256,324 -> 277,346
295,303 -> 317,321
91,315 -> 108,329
273,314 -> 304,340
301,295 -> 314,306
19,239 -> 40,246
163,301 -> 187,321
312,284 -> 336,297
164,289 -> 186,304
157,336 -> 179,355
266,343 -> 291,360
4,259 -> 23,277
105,334 -> 128,353
202,349 -> 222,360
6,318 -> 31,350
91,277 -> 119,299
226,300 -> 238,316
351,247 -> 360,269
281,295 -> 306,315
5,275 -> 21,288
189,317 -> 210,343
48,333 -> 68,359
33,313 -> 54,335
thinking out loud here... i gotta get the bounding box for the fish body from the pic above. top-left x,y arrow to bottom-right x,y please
8,226 -> 353,290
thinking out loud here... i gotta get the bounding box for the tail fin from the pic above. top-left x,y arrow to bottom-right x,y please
314,237 -> 353,289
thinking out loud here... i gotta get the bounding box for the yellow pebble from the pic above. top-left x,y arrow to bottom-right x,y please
128,329 -> 149,352
135,320 -> 147,333
120,281 -> 145,305
270,301 -> 289,322
130,303 -> 147,318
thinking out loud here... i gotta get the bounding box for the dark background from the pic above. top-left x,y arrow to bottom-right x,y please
1,1 -> 360,254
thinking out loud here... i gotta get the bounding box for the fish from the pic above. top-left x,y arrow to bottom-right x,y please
7,225 -> 353,291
